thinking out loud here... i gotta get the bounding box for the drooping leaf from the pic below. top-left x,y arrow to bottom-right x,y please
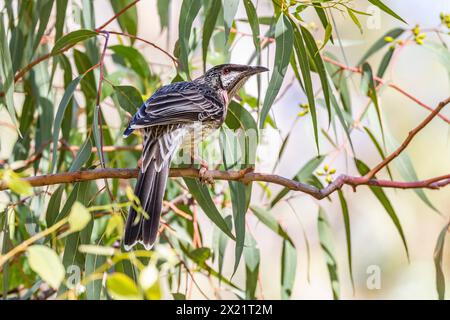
251,206 -> 292,244
110,0 -> 138,40
317,208 -> 340,299
301,26 -> 331,125
157,0 -> 171,31
337,190 -> 354,291
377,46 -> 395,78
260,14 -> 293,128
363,126 -> 393,180
244,233 -> 260,300
362,62 -> 384,143
51,76 -> 82,173
178,0 -> 202,77
55,0 -> 69,41
290,19 -> 319,151
202,0 -> 221,70
243,0 -> 260,53
386,132 -> 438,213
434,222 -> 449,300
183,178 -> 235,240
0,13 -> 19,131
222,0 -> 239,42
281,239 -> 297,299
368,0 -> 406,23
355,159 -> 409,260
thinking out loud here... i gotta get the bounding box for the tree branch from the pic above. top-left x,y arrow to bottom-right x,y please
365,96 -> 450,179
1,167 -> 448,200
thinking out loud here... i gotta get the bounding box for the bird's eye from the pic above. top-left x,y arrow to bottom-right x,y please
223,68 -> 230,75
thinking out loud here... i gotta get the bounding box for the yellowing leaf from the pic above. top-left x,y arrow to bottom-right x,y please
68,201 -> 91,232
106,273 -> 142,300
27,245 -> 65,289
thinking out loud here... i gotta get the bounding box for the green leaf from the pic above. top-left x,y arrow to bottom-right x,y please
106,273 -> 142,300
377,46 -> 395,78
244,233 -> 260,300
358,28 -> 404,65
55,0 -> 68,41
51,76 -> 82,173
113,85 -> 143,115
434,222 -> 449,300
317,208 -> 340,299
183,178 -> 235,240
157,0 -> 171,31
190,247 -> 211,266
178,0 -> 202,77
300,26 -> 331,125
260,14 -> 293,128
243,0 -> 260,53
110,0 -> 138,39
271,156 -> 325,207
362,62 -> 384,143
68,201 -> 91,232
355,159 -> 409,260
0,13 -> 19,131
324,52 -> 352,115
33,0 -> 54,51
202,0 -> 221,69
314,2 -> 333,44
386,133 -> 438,213
109,45 -> 151,80
290,19 -> 319,151
45,186 -> 65,227
363,126 -> 393,180
368,0 -> 406,23
337,190 -> 354,291
281,239 -> 297,299
85,252 -> 106,299
27,245 -> 65,290
69,138 -> 92,172
251,206 -> 292,244
51,29 -> 97,53
213,215 -> 232,283
347,7 -> 363,33
222,0 -> 239,42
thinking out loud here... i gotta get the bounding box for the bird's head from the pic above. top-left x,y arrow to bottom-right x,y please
197,64 -> 268,101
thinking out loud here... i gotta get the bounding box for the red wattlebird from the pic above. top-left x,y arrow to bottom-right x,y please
122,64 -> 268,250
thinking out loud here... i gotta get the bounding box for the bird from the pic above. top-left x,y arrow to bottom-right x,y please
122,64 -> 268,250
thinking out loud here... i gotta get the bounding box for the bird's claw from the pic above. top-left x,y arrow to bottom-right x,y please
198,167 -> 214,186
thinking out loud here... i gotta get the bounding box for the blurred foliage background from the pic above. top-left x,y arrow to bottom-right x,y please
0,0 -> 449,300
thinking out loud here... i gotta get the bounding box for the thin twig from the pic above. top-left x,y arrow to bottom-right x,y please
95,0 -> 141,32
105,30 -> 178,67
364,96 -> 450,179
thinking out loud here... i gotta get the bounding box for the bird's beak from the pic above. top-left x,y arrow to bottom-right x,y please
246,65 -> 269,76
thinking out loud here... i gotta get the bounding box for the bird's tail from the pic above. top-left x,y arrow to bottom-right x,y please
123,161 -> 170,250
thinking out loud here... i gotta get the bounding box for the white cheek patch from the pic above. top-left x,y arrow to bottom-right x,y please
221,71 -> 240,88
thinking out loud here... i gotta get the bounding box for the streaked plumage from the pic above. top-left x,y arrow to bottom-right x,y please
123,64 -> 268,250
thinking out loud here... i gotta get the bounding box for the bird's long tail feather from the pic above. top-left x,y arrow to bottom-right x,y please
123,162 -> 169,250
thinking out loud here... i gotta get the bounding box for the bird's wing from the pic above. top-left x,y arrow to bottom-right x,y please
128,83 -> 223,129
